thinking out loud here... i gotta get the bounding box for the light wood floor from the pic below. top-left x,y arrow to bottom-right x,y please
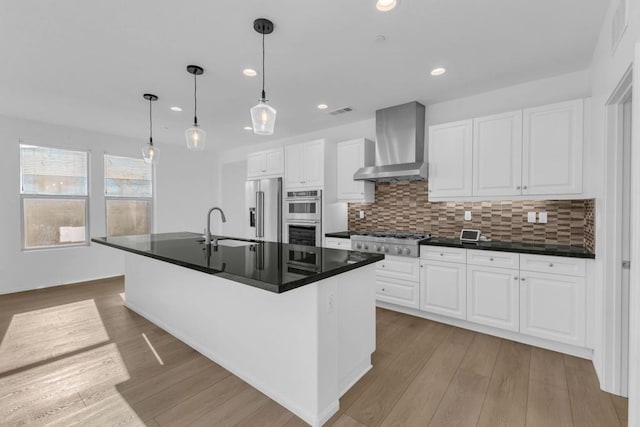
0,277 -> 628,426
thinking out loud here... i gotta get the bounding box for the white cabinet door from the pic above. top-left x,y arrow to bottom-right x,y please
420,260 -> 466,319
265,149 -> 284,176
473,111 -> 523,197
248,149 -> 283,179
247,152 -> 266,178
285,144 -> 304,188
428,120 -> 473,198
520,271 -> 586,346
325,237 -> 351,249
337,139 -> 374,202
286,141 -> 325,189
377,256 -> 420,282
467,265 -> 519,331
522,99 -> 583,195
302,140 -> 325,188
376,276 -> 420,309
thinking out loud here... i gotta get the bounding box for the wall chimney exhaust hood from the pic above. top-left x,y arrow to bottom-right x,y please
353,101 -> 427,182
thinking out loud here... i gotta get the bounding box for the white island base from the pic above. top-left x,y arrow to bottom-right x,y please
124,253 -> 376,426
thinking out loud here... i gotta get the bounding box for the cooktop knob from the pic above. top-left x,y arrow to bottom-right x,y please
356,243 -> 362,249
374,245 -> 380,251
395,247 -> 402,254
403,247 -> 411,255
383,246 -> 389,253
364,245 -> 369,250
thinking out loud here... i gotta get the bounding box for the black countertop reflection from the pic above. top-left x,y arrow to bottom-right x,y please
92,232 -> 384,293
421,237 -> 595,259
325,231 -> 353,239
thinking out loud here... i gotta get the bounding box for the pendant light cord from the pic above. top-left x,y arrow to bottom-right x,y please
193,73 -> 198,125
261,32 -> 266,101
149,98 -> 153,146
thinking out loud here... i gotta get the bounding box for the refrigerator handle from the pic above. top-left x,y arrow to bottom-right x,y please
256,191 -> 265,238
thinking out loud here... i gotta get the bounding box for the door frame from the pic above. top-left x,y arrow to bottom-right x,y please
603,65 -> 633,395
628,42 -> 640,427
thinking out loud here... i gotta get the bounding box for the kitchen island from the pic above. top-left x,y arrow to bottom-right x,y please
92,232 -> 383,427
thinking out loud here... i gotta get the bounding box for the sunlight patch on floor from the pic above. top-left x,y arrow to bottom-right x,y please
0,299 -> 109,373
142,332 -> 164,366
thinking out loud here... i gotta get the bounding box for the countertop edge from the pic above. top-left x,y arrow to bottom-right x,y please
92,238 -> 384,293
420,239 -> 595,259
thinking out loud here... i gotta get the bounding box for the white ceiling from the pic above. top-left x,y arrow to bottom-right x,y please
0,0 -> 608,148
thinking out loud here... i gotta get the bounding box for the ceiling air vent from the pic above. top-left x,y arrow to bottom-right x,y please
328,106 -> 353,116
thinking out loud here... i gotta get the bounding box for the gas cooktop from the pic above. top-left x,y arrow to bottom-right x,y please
350,231 -> 432,257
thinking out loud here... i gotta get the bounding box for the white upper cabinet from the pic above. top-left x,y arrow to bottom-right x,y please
428,120 -> 473,198
285,140 -> 325,189
522,99 -> 583,195
428,99 -> 584,200
336,139 -> 375,202
473,111 -> 523,197
247,148 -> 284,179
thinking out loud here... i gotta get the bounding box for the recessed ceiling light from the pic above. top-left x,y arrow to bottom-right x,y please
317,104 -> 328,110
376,0 -> 397,12
243,68 -> 257,77
243,126 -> 253,131
431,67 -> 446,76
170,106 -> 183,112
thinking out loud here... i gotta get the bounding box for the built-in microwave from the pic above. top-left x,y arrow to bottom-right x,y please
285,190 -> 322,222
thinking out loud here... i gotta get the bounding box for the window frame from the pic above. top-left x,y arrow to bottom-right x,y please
103,153 -> 154,237
19,143 -> 91,251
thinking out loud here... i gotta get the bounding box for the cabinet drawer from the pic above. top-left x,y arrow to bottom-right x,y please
421,246 -> 466,263
377,256 -> 420,282
325,237 -> 351,250
520,254 -> 585,277
376,277 -> 419,309
467,249 -> 519,269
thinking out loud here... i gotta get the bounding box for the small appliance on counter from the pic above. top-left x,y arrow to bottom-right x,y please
350,231 -> 432,258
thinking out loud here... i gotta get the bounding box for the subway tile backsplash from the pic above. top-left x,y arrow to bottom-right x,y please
348,181 -> 595,252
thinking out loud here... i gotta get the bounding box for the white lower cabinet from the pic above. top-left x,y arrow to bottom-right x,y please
420,260 -> 466,319
324,237 -> 350,250
467,265 -> 519,331
376,276 -> 419,309
519,271 -> 586,347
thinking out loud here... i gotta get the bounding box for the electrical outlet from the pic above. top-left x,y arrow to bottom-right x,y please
527,212 -> 536,223
539,212 -> 548,224
359,210 -> 365,219
464,211 -> 472,221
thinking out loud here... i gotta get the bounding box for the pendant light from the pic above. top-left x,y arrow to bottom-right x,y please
250,18 -> 277,135
141,93 -> 159,164
185,65 -> 206,151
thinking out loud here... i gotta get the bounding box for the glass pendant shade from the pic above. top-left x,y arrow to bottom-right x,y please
251,100 -> 277,135
141,144 -> 159,164
185,125 -> 206,151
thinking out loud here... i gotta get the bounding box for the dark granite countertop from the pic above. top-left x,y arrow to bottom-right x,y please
421,237 -> 595,259
325,231 -> 353,239
92,232 -> 384,293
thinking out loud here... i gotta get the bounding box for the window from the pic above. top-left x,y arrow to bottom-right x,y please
20,144 -> 89,249
104,154 -> 153,236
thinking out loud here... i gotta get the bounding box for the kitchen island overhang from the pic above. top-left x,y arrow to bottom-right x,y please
92,233 -> 383,426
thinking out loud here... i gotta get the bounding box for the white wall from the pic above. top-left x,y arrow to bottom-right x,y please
220,161 -> 248,238
587,0 -> 640,398
0,115 -> 218,295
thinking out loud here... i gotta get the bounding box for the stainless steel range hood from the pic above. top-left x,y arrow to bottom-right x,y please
354,101 -> 427,182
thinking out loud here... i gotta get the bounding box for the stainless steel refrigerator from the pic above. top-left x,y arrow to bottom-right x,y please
245,177 -> 282,242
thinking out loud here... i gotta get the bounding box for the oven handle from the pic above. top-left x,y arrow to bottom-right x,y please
285,197 -> 321,202
285,219 -> 321,225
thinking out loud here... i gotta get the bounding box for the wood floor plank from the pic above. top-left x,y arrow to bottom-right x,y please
235,398 -> 295,427
611,394 -> 629,426
427,334 -> 501,426
477,340 -> 531,427
564,355 -> 622,427
153,374 -> 246,426
378,328 -> 475,426
0,278 -> 630,427
346,321 -> 453,426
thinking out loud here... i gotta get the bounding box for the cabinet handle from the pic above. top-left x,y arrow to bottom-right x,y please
521,277 -> 526,281
513,276 -> 519,280
262,170 -> 267,173
440,253 -> 444,257
516,186 -> 521,190
381,288 -> 386,292
489,257 -> 494,261
381,265 -> 385,268
549,263 -> 554,267
420,265 -> 424,268
360,192 -> 364,195
523,185 -> 528,190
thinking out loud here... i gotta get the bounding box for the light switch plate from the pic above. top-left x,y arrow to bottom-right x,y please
464,211 -> 472,221
527,212 -> 536,223
359,210 -> 365,219
539,212 -> 548,223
